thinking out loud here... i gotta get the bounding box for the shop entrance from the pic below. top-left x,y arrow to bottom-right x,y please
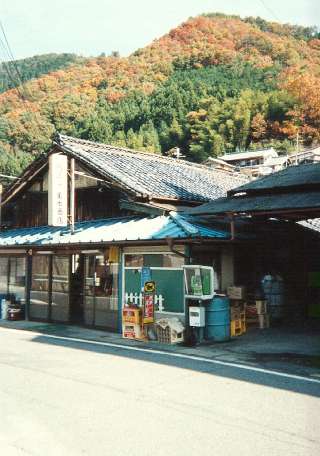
82,252 -> 119,331
69,255 -> 85,324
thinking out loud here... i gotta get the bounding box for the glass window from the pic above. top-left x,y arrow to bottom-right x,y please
163,254 -> 184,268
30,255 -> 49,320
83,253 -> 119,329
125,255 -> 143,267
94,255 -> 119,328
51,256 -> 69,322
8,257 -> 26,301
125,253 -> 184,268
0,257 -> 8,295
83,255 -> 96,325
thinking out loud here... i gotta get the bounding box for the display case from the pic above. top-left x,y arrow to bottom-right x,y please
183,265 -> 214,300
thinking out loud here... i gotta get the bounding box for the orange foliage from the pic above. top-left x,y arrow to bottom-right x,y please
282,70 -> 320,141
0,14 -> 320,147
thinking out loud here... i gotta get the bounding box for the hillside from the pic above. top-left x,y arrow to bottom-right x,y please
0,53 -> 84,93
0,13 -> 320,174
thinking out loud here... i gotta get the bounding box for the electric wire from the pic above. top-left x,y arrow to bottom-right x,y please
258,0 -> 281,22
0,20 -> 51,137
0,36 -> 24,98
0,21 -> 28,97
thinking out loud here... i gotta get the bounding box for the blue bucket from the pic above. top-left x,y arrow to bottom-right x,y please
205,296 -> 230,342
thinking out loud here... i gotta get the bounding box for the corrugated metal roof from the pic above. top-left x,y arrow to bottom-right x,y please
0,214 -> 229,248
55,134 -> 248,203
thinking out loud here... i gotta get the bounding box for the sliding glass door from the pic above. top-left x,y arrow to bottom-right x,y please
83,253 -> 118,331
30,255 -> 50,320
51,255 -> 70,322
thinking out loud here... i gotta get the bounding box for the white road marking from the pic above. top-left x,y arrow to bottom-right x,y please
1,326 -> 320,385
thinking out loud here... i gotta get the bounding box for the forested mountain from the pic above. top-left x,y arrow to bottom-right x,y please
0,53 -> 83,93
0,13 -> 320,174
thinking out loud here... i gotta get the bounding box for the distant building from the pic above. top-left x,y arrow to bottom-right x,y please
290,145 -> 320,165
203,157 -> 237,173
217,145 -> 320,178
219,148 -> 279,177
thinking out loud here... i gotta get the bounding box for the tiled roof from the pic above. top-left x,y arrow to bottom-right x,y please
186,191 -> 320,216
55,134 -> 248,203
0,214 -> 229,247
231,163 -> 320,195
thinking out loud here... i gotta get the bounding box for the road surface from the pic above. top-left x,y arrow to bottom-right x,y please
0,328 -> 319,455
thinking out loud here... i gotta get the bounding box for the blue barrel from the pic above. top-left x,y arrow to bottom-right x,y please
205,296 -> 230,342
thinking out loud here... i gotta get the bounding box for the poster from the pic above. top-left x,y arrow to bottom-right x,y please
143,294 -> 154,324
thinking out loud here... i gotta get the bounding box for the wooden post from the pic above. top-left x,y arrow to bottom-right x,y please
229,214 -> 235,240
25,251 -> 32,321
70,158 -> 75,234
0,183 -> 3,229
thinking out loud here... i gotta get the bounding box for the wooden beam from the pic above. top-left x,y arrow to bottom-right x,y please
119,199 -> 167,216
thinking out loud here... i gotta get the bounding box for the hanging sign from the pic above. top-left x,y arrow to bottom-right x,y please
48,153 -> 68,226
141,267 -> 152,290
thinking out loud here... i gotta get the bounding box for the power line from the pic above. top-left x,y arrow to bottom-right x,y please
0,21 -> 32,100
0,20 -> 51,138
258,0 -> 281,22
0,21 -> 27,94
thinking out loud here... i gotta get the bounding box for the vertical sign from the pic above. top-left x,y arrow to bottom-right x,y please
143,281 -> 155,324
48,153 -> 68,226
140,266 -> 151,291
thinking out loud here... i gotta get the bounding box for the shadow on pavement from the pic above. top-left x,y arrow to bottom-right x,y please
31,332 -> 320,399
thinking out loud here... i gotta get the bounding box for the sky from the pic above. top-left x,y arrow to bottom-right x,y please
0,0 -> 319,60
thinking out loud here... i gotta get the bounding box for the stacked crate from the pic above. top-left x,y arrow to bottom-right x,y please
230,301 -> 246,337
122,306 -> 144,340
245,300 -> 270,329
228,287 -> 247,337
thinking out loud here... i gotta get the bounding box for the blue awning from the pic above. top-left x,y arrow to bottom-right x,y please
0,214 -> 230,248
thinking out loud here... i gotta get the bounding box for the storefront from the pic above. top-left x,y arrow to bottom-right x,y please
0,134 -> 248,335
0,214 -> 233,333
28,249 -> 119,331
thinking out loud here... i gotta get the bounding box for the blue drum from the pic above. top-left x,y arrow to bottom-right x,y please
205,295 -> 230,342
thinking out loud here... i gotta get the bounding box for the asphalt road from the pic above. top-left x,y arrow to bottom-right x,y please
0,328 -> 319,456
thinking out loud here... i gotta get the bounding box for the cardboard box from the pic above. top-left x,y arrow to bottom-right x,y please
227,286 -> 246,300
230,306 -> 241,320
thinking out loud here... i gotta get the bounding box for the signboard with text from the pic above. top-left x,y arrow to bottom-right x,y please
48,153 -> 68,226
143,294 -> 154,324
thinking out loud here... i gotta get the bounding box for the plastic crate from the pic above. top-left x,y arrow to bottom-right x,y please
122,307 -> 142,325
230,319 -> 242,337
122,323 -> 144,340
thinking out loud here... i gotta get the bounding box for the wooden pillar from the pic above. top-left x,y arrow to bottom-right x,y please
70,158 -> 75,234
25,252 -> 32,321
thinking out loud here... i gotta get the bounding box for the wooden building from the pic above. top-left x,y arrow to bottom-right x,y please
0,134 -> 248,332
189,163 -> 320,321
